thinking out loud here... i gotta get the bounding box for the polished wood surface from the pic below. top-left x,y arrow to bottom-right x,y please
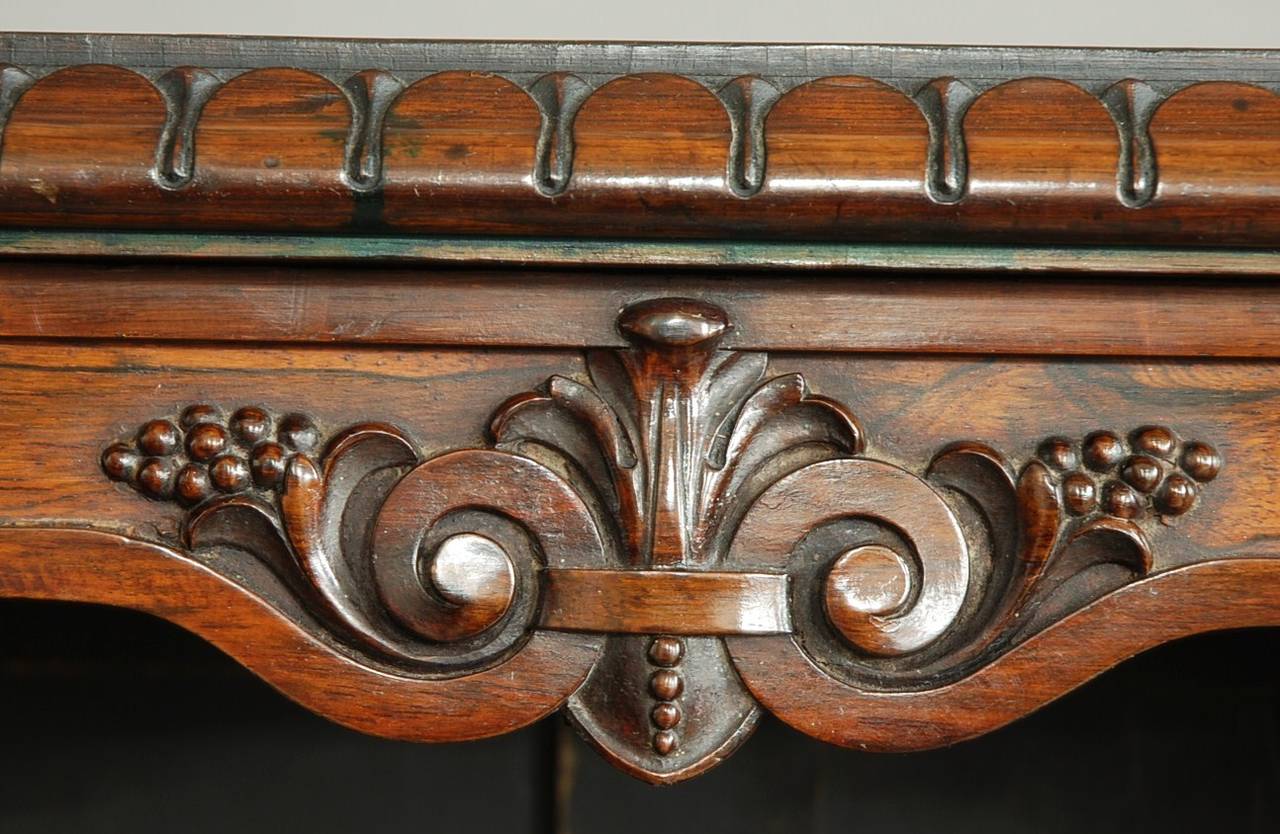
0,294 -> 1272,782
0,32 -> 1278,792
4,262 -> 1280,357
539,570 -> 791,635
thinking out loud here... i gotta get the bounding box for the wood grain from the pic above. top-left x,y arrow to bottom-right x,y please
758,75 -> 928,220
540,570 -> 790,635
382,71 -> 542,233
1151,81 -> 1280,240
963,79 -> 1122,237
9,232 -> 1280,274
3,262 -> 1280,357
2,32 -> 1280,789
185,69 -> 352,230
0,65 -> 162,221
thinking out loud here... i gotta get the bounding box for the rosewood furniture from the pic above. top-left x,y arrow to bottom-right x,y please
1,33 -> 1279,787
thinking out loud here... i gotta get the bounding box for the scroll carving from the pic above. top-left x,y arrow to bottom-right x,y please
98,298 -> 1223,783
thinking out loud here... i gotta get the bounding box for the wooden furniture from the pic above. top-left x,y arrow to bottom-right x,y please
1,33 -> 1279,789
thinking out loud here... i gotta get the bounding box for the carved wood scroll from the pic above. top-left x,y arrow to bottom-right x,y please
68,297 -> 1251,782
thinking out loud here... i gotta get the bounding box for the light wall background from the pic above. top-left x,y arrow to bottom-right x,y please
3,1 -> 1278,48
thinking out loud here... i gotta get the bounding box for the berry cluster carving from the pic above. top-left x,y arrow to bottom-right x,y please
102,406 -> 319,505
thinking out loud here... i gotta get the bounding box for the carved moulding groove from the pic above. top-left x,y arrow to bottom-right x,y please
4,40 -> 1280,245
0,296 -> 1259,784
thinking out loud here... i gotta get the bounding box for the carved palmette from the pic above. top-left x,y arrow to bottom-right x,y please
101,298 -> 1220,783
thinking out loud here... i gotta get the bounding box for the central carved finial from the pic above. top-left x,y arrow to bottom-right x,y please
616,298 -> 732,390
617,297 -> 729,351
496,297 -> 861,568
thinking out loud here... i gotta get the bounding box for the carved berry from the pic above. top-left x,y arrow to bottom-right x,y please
1104,481 -> 1142,519
1062,473 -> 1098,516
137,457 -> 176,498
251,441 -> 288,488
180,404 -> 221,428
101,443 -> 140,482
175,463 -> 213,506
650,669 -> 683,700
230,407 -> 271,444
278,413 -> 320,452
137,419 -> 180,456
1083,430 -> 1126,472
1156,474 -> 1198,516
1036,437 -> 1078,471
186,422 -> 229,462
652,702 -> 681,730
1132,426 -> 1177,460
648,636 -> 684,667
1181,442 -> 1221,483
210,454 -> 251,493
1121,455 -> 1163,493
653,729 -> 678,756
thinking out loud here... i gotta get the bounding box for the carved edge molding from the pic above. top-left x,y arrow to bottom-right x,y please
0,36 -> 1279,242
0,297 -> 1253,783
0,59 -> 1264,200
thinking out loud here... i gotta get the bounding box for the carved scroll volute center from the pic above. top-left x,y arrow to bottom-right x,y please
419,533 -> 516,641
825,545 -> 913,618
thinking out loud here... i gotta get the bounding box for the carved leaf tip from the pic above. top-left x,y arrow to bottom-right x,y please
321,422 -> 417,464
182,492 -> 303,596
183,492 -> 284,553
927,441 -> 1013,478
800,391 -> 866,456
1068,517 -> 1153,574
487,390 -> 553,442
707,375 -> 864,471
1016,459 -> 1063,566
546,375 -> 640,469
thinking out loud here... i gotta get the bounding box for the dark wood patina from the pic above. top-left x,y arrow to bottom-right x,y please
0,33 -> 1277,788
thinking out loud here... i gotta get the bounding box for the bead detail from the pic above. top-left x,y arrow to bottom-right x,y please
1181,442 -> 1222,483
653,730 -> 678,756
652,702 -> 681,730
650,668 -> 683,701
648,636 -> 684,667
647,636 -> 686,755
1036,436 -> 1079,471
1062,472 -> 1098,515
